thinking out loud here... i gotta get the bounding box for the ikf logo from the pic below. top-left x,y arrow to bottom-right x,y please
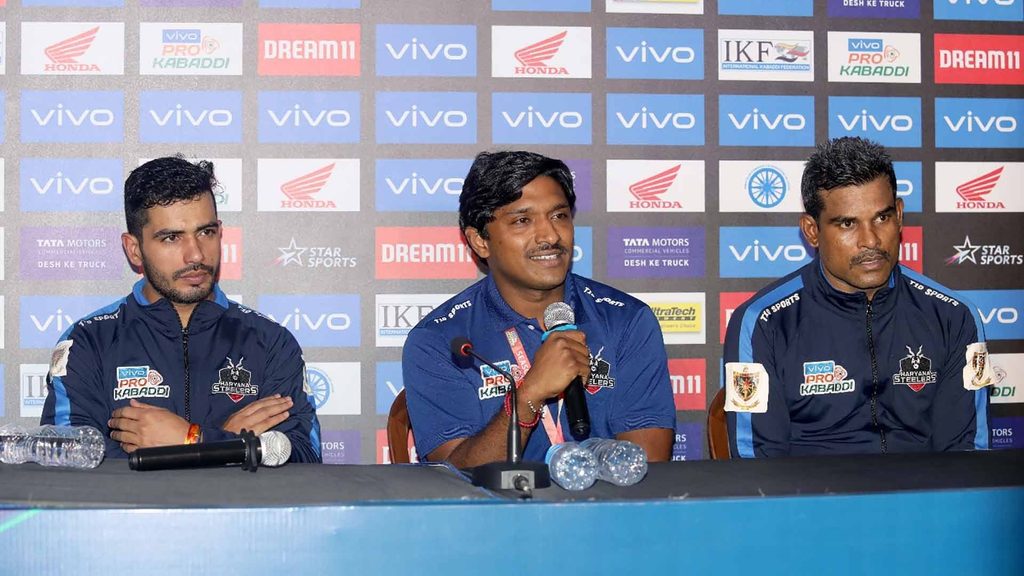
828,0 -> 921,18
934,0 -> 1022,22
258,91 -> 359,143
718,29 -> 814,82
258,23 -> 360,76
139,157 -> 242,212
606,0 -> 703,14
257,159 -> 360,212
827,32 -> 921,83
321,430 -> 361,465
719,0 -> 812,16
899,226 -> 924,274
139,23 -> 243,75
20,158 -> 122,212
494,0 -> 590,11
630,292 -> 706,345
607,93 -> 703,146
492,26 -> 592,78
493,92 -> 591,145
21,22 -> 124,75
21,90 -> 123,143
375,361 -> 403,415
607,227 -> 706,279
21,226 -> 124,281
21,364 -> 49,418
19,295 -> 114,349
139,91 -> 241,143
935,98 -> 1023,149
375,158 -> 470,212
988,354 -> 1024,405
376,24 -> 476,77
669,358 -> 706,411
607,160 -> 705,213
607,28 -> 703,80
935,34 -> 1023,85
376,92 -> 477,144
257,294 -> 360,348
305,362 -> 361,416
935,163 -> 1024,212
720,227 -> 811,278
829,96 -> 921,147
960,290 -> 1024,341
573,226 -> 593,278
720,292 -> 755,344
718,161 -> 804,213
375,227 -> 477,280
719,95 -> 814,147
894,161 -> 923,213
220,226 -> 242,281
375,294 -> 452,347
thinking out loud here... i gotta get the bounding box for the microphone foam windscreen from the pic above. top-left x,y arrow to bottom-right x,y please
543,301 -> 575,330
259,431 -> 292,467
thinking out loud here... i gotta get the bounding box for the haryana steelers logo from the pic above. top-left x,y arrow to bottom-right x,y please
304,366 -> 332,410
746,166 -> 788,209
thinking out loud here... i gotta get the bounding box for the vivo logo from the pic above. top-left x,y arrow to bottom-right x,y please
848,39 -> 883,52
30,173 -> 114,195
503,107 -> 585,129
376,25 -> 476,77
257,295 -> 361,347
385,39 -> 468,61
961,290 -> 1024,340
20,158 -> 123,212
21,91 -> 124,143
946,0 -> 1015,5
606,28 -> 703,80
31,105 -> 115,127
268,105 -> 351,127
615,42 -> 695,64
386,106 -> 468,128
980,307 -> 1019,324
267,309 -> 351,331
728,109 -> 806,131
19,296 -> 116,349
830,97 -> 921,147
616,107 -> 696,129
162,29 -> 201,43
149,105 -> 233,127
385,174 -> 462,196
377,92 -> 477,144
943,112 -> 1017,133
375,159 -> 471,212
719,95 -> 814,147
30,310 -> 75,333
837,111 -> 915,132
493,92 -> 591,145
728,241 -> 808,262
259,92 -> 360,144
140,91 -> 241,143
720,227 -> 811,278
935,98 -> 1022,149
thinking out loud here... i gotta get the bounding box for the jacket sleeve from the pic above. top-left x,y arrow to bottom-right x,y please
607,306 -> 676,435
930,302 -> 990,451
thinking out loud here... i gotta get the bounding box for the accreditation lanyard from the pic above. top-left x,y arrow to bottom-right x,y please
503,326 -> 565,445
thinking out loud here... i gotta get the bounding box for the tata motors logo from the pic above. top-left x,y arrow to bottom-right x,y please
718,29 -> 814,82
935,163 -> 1024,212
631,292 -> 706,345
606,160 -> 704,212
607,93 -> 703,146
376,24 -> 476,77
669,359 -> 706,411
991,416 -> 1024,449
21,90 -> 123,143
935,0 -> 1022,22
720,227 -> 811,278
719,161 -> 804,212
375,294 -> 452,347
22,22 -> 124,75
493,92 -> 591,145
719,95 -> 814,147
305,362 -> 360,416
320,429 -> 361,464
828,0 -> 921,18
258,23 -> 360,76
960,290 -> 1024,341
946,235 -> 1023,267
935,34 -> 1022,85
19,295 -> 115,349
606,0 -> 703,14
829,96 -> 921,147
21,226 -> 123,281
20,158 -> 121,212
607,227 -> 705,279
375,227 -> 477,280
257,158 -> 360,212
492,26 -> 591,78
607,27 -> 702,80
140,23 -> 242,75
828,32 -> 921,83
377,91 -> 477,144
139,90 -> 241,143
258,295 -> 360,348
375,158 -> 469,212
935,98 -> 1023,149
258,91 -> 359,143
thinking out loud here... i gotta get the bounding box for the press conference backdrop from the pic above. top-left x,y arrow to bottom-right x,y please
0,0 -> 1021,464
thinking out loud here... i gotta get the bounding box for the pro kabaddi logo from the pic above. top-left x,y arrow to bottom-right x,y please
45,26 -> 100,72
800,360 -> 856,396
892,346 -> 938,393
114,366 -> 170,401
629,164 -> 683,210
514,31 -> 568,75
212,357 -> 258,403
280,163 -> 337,209
477,361 -> 523,400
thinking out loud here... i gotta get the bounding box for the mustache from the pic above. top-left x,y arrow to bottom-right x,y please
173,264 -> 216,279
529,242 -> 568,257
852,249 -> 890,265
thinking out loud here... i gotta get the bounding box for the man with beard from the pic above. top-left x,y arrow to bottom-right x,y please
402,151 -> 675,467
724,137 -> 993,457
41,157 -> 321,462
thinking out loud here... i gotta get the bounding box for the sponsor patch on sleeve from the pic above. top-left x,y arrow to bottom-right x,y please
963,342 -> 995,391
49,340 -> 74,378
724,362 -> 768,413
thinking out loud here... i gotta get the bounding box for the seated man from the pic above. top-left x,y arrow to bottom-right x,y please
403,150 -> 675,467
724,137 -> 993,457
41,156 -> 322,462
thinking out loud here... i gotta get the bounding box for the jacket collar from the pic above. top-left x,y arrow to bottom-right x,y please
130,278 -> 230,336
482,273 -> 584,332
806,256 -> 899,316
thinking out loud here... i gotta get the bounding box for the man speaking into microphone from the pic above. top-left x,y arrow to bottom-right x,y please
402,151 -> 675,468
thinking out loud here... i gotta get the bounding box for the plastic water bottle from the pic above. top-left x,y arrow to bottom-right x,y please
545,442 -> 598,491
580,438 -> 648,486
0,424 -> 106,469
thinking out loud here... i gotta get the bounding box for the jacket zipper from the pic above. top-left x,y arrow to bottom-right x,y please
182,325 -> 191,422
865,302 -> 887,453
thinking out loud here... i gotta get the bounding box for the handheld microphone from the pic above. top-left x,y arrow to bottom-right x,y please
543,302 -> 591,440
128,429 -> 291,472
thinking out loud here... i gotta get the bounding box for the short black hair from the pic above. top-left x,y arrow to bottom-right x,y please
801,137 -> 897,221
125,156 -> 218,237
459,150 -> 575,239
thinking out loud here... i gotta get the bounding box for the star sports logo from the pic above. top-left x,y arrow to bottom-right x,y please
45,27 -> 99,72
957,166 -> 1005,209
275,237 -> 357,269
629,164 -> 682,209
281,163 -> 335,209
946,236 -> 1023,267
515,31 -> 567,75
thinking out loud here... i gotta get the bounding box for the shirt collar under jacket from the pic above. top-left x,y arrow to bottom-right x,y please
809,256 -> 900,317
130,278 -> 231,336
481,272 -> 586,333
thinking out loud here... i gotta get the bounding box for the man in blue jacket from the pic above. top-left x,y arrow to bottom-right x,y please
41,157 -> 321,462
724,137 -> 992,457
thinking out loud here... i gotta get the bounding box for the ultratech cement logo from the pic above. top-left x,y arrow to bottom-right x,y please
946,235 -> 1023,266
22,22 -> 124,75
631,292 -> 706,345
718,29 -> 814,82
935,34 -> 1023,85
935,163 -> 1024,212
606,160 -> 705,212
800,360 -> 856,396
492,26 -> 591,78
140,23 -> 243,75
114,366 -> 170,401
828,32 -> 921,83
256,158 -> 360,212
258,23 -> 360,76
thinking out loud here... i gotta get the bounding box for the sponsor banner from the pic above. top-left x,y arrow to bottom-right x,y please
139,90 -> 241,143
935,163 -> 1024,213
24,0 -> 123,5
305,362 -> 361,415
718,29 -> 814,82
20,158 -> 121,212
260,0 -> 358,6
566,159 -> 592,213
990,353 -> 1024,404
375,293 -> 452,347
829,96 -> 921,148
143,1 -> 242,5
22,22 -> 124,75
719,161 -> 804,212
140,157 -> 241,212
720,227 -> 811,278
376,427 -> 418,464
21,90 -> 123,143
20,226 -> 124,281
899,226 -> 923,274
960,290 -> 1024,341
375,227 -> 478,280
894,161 -> 922,213
631,292 -> 706,345
670,358 -> 707,411
320,430 -> 361,465
607,160 -> 705,213
607,227 -> 705,279
257,158 -> 360,212
573,226 -> 593,279
273,235 -> 358,270
374,158 -> 469,212
21,364 -> 49,418
935,98 -> 1023,149
827,0 -> 920,18
935,34 -> 1023,85
493,92 -> 591,145
991,416 -> 1024,449
376,361 -> 403,415
219,226 -> 242,281
828,32 -> 921,83
720,292 -> 755,344
719,95 -> 814,147
258,23 -> 360,76
258,294 -> 361,348
376,24 -> 476,77
606,0 -> 703,14
607,28 -> 703,80
19,295 -> 115,349
258,91 -> 359,143
934,0 -> 1023,22
377,91 -> 477,144
607,93 -> 703,146
945,232 -> 1024,268
493,0 -> 590,11
719,0 -> 813,16
673,422 -> 705,461
140,23 -> 242,75
492,26 -> 591,79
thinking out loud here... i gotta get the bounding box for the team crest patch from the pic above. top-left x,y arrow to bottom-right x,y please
586,347 -> 615,394
892,346 -> 939,392
477,360 -> 522,400
114,366 -> 170,401
212,357 -> 258,403
963,342 -> 994,391
49,340 -> 74,378
724,362 -> 768,413
800,360 -> 856,396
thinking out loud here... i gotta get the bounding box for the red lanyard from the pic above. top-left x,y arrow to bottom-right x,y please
503,327 -> 565,445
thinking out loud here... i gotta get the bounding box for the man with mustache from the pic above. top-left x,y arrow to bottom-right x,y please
41,157 -> 321,462
724,137 -> 993,457
403,151 -> 675,466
